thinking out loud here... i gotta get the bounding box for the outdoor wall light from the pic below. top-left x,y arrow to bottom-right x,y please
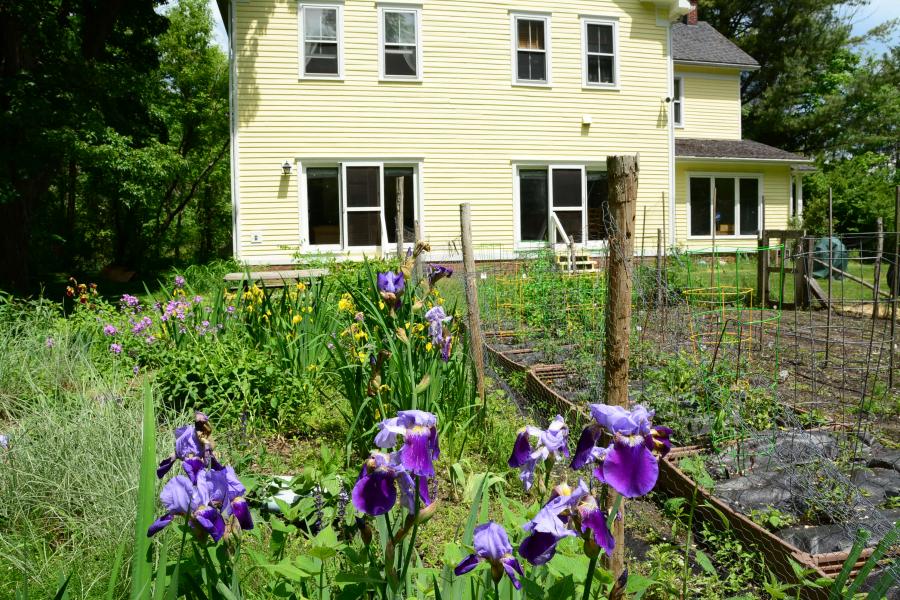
281,160 -> 292,175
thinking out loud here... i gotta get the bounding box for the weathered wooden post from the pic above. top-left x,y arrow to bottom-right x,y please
890,187 -> 899,387
460,203 -> 486,406
395,177 -> 405,260
603,155 -> 638,599
826,189 -> 833,361
873,218 -> 884,321
656,228 -> 664,306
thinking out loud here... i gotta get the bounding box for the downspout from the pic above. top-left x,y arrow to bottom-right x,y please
228,0 -> 241,260
667,22 -> 677,249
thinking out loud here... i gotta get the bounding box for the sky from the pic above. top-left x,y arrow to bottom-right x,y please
203,0 -> 898,55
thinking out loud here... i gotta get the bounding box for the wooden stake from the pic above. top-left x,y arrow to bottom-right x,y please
873,217 -> 884,321
656,228 -> 663,306
459,203 -> 486,406
826,188 -> 833,362
603,155 -> 638,599
396,176 -> 405,260
889,186 -> 899,387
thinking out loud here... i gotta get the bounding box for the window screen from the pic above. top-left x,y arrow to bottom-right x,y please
519,170 -> 548,242
304,7 -> 339,75
306,167 -> 340,245
690,177 -> 711,236
516,18 -> 547,82
585,22 -> 615,84
383,10 -> 418,77
739,178 -> 759,235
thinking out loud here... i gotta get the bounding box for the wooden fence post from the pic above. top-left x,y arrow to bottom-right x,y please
604,155 -> 638,599
460,203 -> 486,406
656,228 -> 663,306
890,187 -> 899,388
873,218 -> 884,321
396,177 -> 405,260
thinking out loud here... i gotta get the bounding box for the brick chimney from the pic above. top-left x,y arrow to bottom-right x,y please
687,0 -> 698,25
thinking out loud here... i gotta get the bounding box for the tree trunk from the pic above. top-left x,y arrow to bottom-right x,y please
0,196 -> 32,291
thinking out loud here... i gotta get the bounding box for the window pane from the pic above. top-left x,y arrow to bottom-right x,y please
517,52 -> 546,81
347,212 -> 382,247
740,178 -> 759,235
673,101 -> 682,125
384,168 -> 415,244
519,170 -> 548,242
554,210 -> 583,243
305,8 -> 336,40
689,178 -> 711,236
517,19 -> 545,50
385,46 -> 417,77
673,78 -> 681,98
552,169 -> 582,207
385,11 -> 416,44
307,168 -> 340,246
346,167 -> 380,208
587,23 -> 613,54
588,55 -> 614,84
715,178 -> 735,235
587,171 -> 609,241
305,42 -> 338,74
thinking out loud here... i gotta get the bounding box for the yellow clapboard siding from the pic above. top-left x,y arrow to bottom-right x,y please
232,0 -> 690,262
674,65 -> 742,141
674,161 -> 792,251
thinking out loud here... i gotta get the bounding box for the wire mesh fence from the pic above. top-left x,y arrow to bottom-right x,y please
442,226 -> 900,595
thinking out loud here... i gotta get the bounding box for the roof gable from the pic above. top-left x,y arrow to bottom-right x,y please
672,22 -> 759,69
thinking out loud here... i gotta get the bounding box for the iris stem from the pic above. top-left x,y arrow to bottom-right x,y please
581,553 -> 599,600
399,476 -> 422,590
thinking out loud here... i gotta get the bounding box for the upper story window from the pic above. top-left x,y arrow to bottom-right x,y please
582,18 -> 617,87
673,77 -> 683,126
300,3 -> 343,78
512,14 -> 550,85
380,7 -> 422,80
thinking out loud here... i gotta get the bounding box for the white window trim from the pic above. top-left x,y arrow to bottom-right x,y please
673,76 -> 684,128
298,2 -> 345,80
510,13 -> 552,87
581,17 -> 619,90
512,163 -> 608,250
686,172 -> 763,240
378,5 -> 423,82
298,160 -> 423,252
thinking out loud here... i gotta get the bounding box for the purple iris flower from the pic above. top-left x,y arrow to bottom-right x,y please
374,410 -> 440,478
576,493 -> 615,556
427,264 -> 453,286
507,416 -> 570,491
518,500 -> 577,565
121,294 -> 140,308
174,275 -> 186,288
376,271 -> 405,305
109,343 -> 123,355
351,451 -> 431,516
103,324 -> 118,336
157,412 -> 221,480
147,472 -> 226,542
214,466 -> 254,531
572,404 -> 672,498
454,521 -> 524,590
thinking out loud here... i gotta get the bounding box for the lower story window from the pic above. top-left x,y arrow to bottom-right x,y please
688,175 -> 760,237
304,162 -> 418,248
517,165 -> 608,244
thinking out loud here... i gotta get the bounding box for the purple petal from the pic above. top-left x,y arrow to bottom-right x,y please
352,470 -> 397,516
570,424 -> 602,469
156,456 -> 176,479
223,465 -> 247,498
647,426 -> 673,457
473,521 -> 513,560
397,410 -> 437,428
194,506 -> 226,542
160,475 -> 194,514
400,427 -> 435,477
518,458 -> 537,491
454,553 -> 481,575
374,417 -> 403,448
579,501 -> 615,555
182,457 -> 204,485
502,557 -> 524,590
174,425 -> 201,459
231,498 -> 254,531
602,439 -> 659,498
508,430 -> 532,468
147,512 -> 175,537
397,469 -> 431,512
540,415 -> 569,457
519,532 -> 561,565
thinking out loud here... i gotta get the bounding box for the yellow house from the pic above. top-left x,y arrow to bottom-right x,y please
219,0 -> 811,263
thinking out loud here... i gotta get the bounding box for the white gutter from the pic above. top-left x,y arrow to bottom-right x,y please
673,60 -> 760,71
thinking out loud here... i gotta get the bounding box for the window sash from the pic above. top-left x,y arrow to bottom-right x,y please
514,16 -> 549,83
688,175 -> 761,237
583,19 -> 616,86
673,77 -> 683,126
382,9 -> 420,79
301,5 -> 341,77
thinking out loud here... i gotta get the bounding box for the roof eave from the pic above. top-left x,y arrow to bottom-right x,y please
642,0 -> 692,20
676,155 -> 812,164
674,59 -> 760,71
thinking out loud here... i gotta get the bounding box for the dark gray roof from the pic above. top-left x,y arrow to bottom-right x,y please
672,22 -> 759,68
676,138 -> 810,162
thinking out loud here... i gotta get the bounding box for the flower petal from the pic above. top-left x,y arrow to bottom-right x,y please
194,506 -> 226,542
174,425 -> 201,459
156,456 -> 176,479
374,418 -> 404,448
352,470 -> 397,516
473,521 -> 513,560
182,457 -> 205,485
579,502 -> 615,556
570,424 -> 602,470
231,497 -> 254,531
502,557 -> 524,590
454,553 -> 481,576
518,532 -> 561,566
400,427 -> 435,477
602,440 -> 659,498
507,430 -> 532,468
147,512 -> 175,537
160,475 -> 194,514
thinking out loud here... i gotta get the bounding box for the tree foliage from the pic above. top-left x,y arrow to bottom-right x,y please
0,0 -> 230,291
